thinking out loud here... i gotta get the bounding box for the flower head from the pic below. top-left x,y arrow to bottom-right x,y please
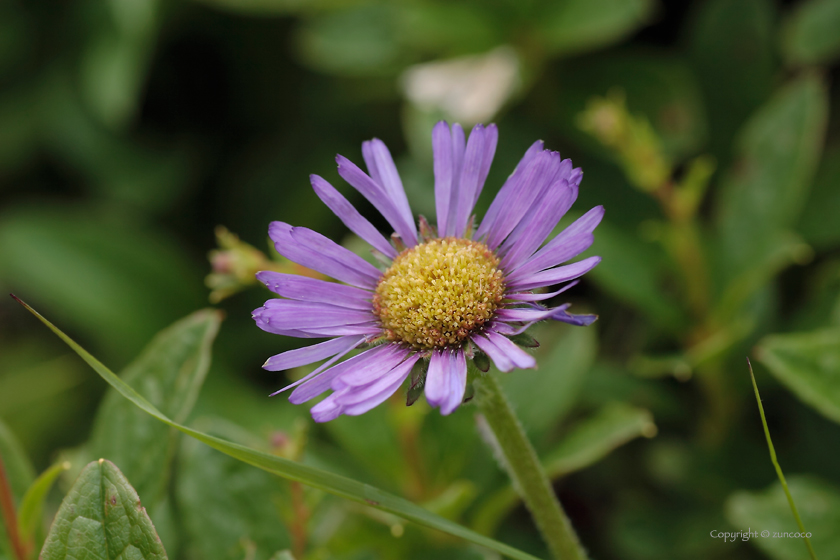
253,122 -> 603,422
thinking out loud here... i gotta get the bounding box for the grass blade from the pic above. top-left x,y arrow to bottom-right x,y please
748,358 -> 818,560
12,295 -> 541,560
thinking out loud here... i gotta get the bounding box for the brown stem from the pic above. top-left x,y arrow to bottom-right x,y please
289,481 -> 309,559
0,454 -> 27,560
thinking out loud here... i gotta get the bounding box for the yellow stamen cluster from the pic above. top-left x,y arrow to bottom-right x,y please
373,237 -> 505,349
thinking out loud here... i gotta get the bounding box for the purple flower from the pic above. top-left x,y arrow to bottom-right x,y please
253,122 -> 602,422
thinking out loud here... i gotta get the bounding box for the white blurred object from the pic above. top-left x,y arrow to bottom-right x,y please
400,46 -> 520,125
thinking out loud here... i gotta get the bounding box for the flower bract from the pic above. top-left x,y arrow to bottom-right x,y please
253,122 -> 602,422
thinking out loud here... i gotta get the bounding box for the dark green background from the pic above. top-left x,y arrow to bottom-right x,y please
2,0 -> 840,558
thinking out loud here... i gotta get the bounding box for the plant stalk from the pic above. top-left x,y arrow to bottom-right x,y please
474,372 -> 588,560
0,454 -> 27,560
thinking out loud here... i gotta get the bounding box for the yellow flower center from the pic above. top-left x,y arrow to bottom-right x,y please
373,237 -> 505,350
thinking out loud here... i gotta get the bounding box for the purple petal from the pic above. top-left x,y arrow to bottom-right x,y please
569,168 -> 583,187
289,344 -> 396,404
362,141 -> 383,186
562,205 -> 604,238
498,304 -> 597,327
487,321 -> 516,335
310,397 -> 343,422
433,121 -> 454,236
484,330 -> 536,369
501,180 -> 577,270
451,123 -> 466,180
268,222 -> 381,289
444,124 -> 466,236
495,306 -> 559,322
334,354 -> 418,407
504,281 -> 579,302
341,363 -> 414,416
253,305 -> 378,337
362,139 -> 415,240
444,350 -> 468,414
547,307 -> 599,326
507,256 -> 601,291
310,175 -> 398,259
335,344 -> 414,387
505,233 -> 593,284
290,226 -> 382,282
262,335 -> 365,372
424,350 -> 448,408
471,333 -> 515,372
449,124 -> 486,237
254,299 -> 375,333
270,337 -> 369,396
509,206 -> 604,280
496,156 -> 572,253
285,324 -> 381,337
474,124 -> 498,207
482,151 -> 559,249
256,271 -> 372,310
337,155 -> 418,246
475,140 -> 545,246
251,323 -> 321,339
425,349 -> 467,415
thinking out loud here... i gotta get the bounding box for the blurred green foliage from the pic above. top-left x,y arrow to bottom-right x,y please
2,0 -> 840,558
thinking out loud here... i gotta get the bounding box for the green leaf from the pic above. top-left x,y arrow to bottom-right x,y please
756,327 -> 840,424
176,419 -> 291,560
798,145 -> 840,250
781,0 -> 840,67
17,460 -> 70,544
712,231 -> 812,324
541,403 -> 656,477
688,0 -> 777,159
534,0 -> 655,56
725,476 -> 840,560
609,498 -> 726,560
89,309 -> 221,496
472,403 -> 655,535
88,309 -> 221,553
715,73 -> 828,282
14,298 -> 542,560
295,6 -> 404,77
187,0 -> 355,16
40,459 -> 168,560
75,0 -> 161,129
501,323 -> 597,437
294,4 -> 498,77
396,4 -> 497,55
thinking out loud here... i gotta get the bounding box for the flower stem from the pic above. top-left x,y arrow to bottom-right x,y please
474,372 -> 588,560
